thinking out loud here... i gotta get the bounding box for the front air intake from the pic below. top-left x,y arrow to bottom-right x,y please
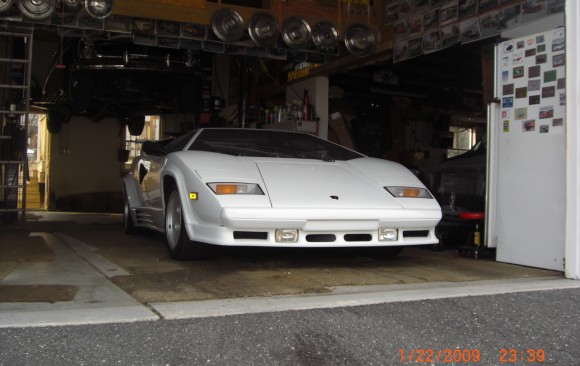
344,234 -> 372,242
233,231 -> 268,240
306,234 -> 336,242
402,230 -> 429,238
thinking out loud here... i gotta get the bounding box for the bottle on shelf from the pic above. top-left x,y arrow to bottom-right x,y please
303,89 -> 310,121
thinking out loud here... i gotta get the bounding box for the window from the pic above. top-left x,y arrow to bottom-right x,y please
447,126 -> 477,158
124,116 -> 161,168
26,114 -> 41,163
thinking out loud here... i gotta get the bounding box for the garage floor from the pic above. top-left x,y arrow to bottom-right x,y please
0,212 -> 566,326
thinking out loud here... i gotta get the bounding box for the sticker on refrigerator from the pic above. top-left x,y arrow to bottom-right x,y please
542,86 -> 555,98
539,106 -> 554,119
516,87 -> 527,98
502,70 -> 509,81
503,83 -> 514,95
503,41 -> 514,53
515,108 -> 527,120
502,96 -> 514,108
544,70 -> 557,82
528,79 -> 541,91
522,119 -> 535,132
529,65 -> 541,78
552,54 -> 564,67
537,44 -> 546,53
503,120 -> 510,132
529,95 -> 540,105
552,30 -> 565,51
536,54 -> 547,64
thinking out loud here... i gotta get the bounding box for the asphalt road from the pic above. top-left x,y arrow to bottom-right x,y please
1,288 -> 578,366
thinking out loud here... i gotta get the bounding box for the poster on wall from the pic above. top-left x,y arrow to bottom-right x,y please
521,0 -> 548,23
388,0 -> 565,63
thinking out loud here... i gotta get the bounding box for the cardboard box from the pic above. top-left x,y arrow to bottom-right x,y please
329,112 -> 356,150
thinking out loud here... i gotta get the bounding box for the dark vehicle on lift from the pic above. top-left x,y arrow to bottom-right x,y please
421,137 -> 486,247
35,38 -> 202,135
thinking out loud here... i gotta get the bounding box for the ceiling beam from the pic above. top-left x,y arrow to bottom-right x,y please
112,0 -> 382,30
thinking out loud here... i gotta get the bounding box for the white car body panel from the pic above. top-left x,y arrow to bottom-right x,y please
124,128 -> 442,249
256,161 -> 402,209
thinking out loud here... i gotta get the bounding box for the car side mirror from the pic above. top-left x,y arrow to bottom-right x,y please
141,140 -> 167,156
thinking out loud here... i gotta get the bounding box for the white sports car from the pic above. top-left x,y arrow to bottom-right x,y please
123,128 -> 441,260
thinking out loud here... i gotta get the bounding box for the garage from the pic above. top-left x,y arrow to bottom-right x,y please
1,0 -> 579,329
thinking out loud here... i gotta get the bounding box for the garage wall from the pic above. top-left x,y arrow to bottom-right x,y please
48,116 -> 123,212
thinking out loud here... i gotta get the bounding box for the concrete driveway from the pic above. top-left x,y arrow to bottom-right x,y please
1,212 -> 575,327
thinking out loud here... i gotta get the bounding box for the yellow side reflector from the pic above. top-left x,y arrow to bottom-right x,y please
215,184 -> 239,195
189,192 -> 198,200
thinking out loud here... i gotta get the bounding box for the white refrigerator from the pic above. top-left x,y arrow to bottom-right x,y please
487,28 -> 566,271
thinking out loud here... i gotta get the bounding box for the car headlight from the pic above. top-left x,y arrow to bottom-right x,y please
208,183 -> 264,195
385,186 -> 432,198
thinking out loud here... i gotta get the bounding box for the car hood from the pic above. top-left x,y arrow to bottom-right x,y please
256,161 -> 403,209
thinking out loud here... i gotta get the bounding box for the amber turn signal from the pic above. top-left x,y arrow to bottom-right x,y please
215,184 -> 240,194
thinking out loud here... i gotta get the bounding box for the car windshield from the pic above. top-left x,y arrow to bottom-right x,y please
188,129 -> 363,160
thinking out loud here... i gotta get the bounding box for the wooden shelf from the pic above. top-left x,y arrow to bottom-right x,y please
262,120 -> 318,135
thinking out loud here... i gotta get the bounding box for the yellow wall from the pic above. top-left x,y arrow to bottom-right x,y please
48,116 -> 123,211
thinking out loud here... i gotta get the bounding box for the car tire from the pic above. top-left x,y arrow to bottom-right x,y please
123,188 -> 139,235
165,185 -> 209,260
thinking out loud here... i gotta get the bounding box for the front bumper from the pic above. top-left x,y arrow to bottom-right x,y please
185,207 -> 441,247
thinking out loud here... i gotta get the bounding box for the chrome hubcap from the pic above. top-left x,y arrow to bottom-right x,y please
166,191 -> 182,249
